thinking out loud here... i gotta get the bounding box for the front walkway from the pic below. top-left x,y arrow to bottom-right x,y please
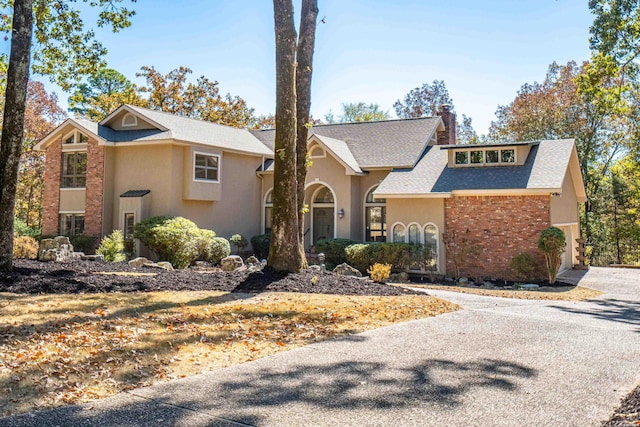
1,267 -> 639,427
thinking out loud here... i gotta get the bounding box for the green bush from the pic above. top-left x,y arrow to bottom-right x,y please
345,242 -> 428,273
133,216 -> 215,269
97,230 -> 126,262
230,234 -> 249,254
538,227 -> 566,284
14,218 -> 40,238
510,252 -> 538,281
315,238 -> 360,269
250,233 -> 271,260
70,235 -> 98,254
13,236 -> 39,259
198,230 -> 230,264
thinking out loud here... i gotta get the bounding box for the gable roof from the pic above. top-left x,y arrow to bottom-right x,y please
310,134 -> 363,175
376,139 -> 586,199
250,117 -> 443,169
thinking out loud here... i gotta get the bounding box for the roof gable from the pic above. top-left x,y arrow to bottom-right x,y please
310,135 -> 363,175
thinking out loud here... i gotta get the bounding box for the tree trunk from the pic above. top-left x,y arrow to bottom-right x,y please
295,0 -> 318,267
268,0 -> 303,272
0,0 -> 33,272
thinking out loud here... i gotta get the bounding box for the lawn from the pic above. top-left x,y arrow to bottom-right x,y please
0,290 -> 458,417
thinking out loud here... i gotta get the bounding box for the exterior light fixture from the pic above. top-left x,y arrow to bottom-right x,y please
338,208 -> 345,219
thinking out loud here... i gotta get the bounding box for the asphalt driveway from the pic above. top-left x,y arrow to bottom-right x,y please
2,267 -> 639,427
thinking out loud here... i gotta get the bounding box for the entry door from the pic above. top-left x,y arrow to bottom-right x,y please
313,208 -> 334,245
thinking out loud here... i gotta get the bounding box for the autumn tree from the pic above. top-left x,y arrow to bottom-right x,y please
394,80 -> 453,118
268,0 -> 318,272
0,0 -> 136,272
325,102 -> 389,123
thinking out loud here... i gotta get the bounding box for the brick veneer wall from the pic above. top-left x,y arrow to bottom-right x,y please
444,195 -> 551,281
40,137 -> 104,238
84,138 -> 104,237
41,139 -> 62,236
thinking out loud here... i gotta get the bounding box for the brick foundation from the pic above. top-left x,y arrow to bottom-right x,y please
84,138 -> 104,237
41,140 -> 61,236
444,195 -> 551,281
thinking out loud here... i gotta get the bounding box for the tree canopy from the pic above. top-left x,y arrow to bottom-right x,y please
394,80 -> 453,118
325,102 -> 389,123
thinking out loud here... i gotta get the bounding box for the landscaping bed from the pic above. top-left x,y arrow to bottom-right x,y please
603,384 -> 640,426
1,259 -> 422,296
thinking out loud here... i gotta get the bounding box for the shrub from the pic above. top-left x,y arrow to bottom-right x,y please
510,252 -> 539,282
251,233 -> 271,260
200,235 -> 231,264
14,218 -> 40,238
70,235 -> 98,254
314,238 -> 360,269
97,230 -> 126,262
133,216 -> 211,269
345,242 -> 428,273
230,234 -> 249,254
367,263 -> 391,283
538,226 -> 566,284
13,236 -> 38,259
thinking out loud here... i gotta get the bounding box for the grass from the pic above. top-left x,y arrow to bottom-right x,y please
403,284 -> 603,301
0,290 -> 458,417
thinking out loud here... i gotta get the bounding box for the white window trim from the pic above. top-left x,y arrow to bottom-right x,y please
390,222 -> 406,243
423,222 -> 440,273
363,184 -> 386,242
62,129 -> 89,146
121,113 -> 138,128
308,144 -> 326,159
453,148 -> 517,167
193,151 -> 221,183
407,222 -> 422,244
122,211 -> 136,239
262,188 -> 274,234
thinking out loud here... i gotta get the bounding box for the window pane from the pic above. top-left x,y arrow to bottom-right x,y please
206,168 -> 218,181
265,206 -> 273,233
392,224 -> 405,242
366,187 -> 386,203
74,215 -> 85,236
206,156 -> 218,168
486,150 -> 499,163
124,213 -> 135,239
424,224 -> 438,270
64,135 -> 74,144
78,133 -> 88,143
314,187 -> 334,203
265,190 -> 273,204
195,155 -> 206,166
408,224 -> 420,243
76,153 -> 87,175
455,151 -> 468,165
470,151 -> 483,164
501,149 -> 515,163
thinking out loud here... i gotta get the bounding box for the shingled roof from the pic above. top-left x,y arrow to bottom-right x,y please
376,139 -> 584,197
250,117 -> 443,169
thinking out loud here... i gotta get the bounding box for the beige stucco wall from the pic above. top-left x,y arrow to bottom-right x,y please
107,111 -> 159,131
550,171 -> 579,225
386,198 -> 446,273
59,189 -> 85,212
182,146 -> 222,201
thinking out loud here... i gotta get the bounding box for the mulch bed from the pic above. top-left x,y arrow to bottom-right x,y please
0,259 -> 423,297
603,384 -> 640,426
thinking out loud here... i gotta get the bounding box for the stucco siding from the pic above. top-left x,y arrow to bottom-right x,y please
550,171 -> 579,225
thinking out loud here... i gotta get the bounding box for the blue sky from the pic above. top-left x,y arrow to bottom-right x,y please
18,0 -> 594,135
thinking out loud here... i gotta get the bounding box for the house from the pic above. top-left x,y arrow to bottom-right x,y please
35,104 -> 586,279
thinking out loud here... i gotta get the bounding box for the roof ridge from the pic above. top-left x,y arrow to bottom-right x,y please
312,116 -> 440,128
126,104 -> 251,132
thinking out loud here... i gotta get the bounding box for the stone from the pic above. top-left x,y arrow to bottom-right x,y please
81,254 -> 105,262
521,283 -> 539,290
333,263 -> 362,277
458,277 -> 468,285
245,255 -> 262,268
193,261 -> 212,269
54,236 -> 71,246
39,239 -> 57,251
154,262 -> 174,271
38,236 -> 84,262
308,265 -> 321,272
129,257 -> 152,267
221,255 -> 244,272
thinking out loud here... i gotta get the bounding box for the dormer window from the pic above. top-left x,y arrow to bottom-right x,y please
501,149 -> 515,163
470,150 -> 483,164
486,150 -> 499,163
454,147 -> 517,166
63,130 -> 88,144
455,151 -> 469,165
122,113 -> 138,127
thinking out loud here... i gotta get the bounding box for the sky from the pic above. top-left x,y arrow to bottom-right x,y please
9,0 -> 594,135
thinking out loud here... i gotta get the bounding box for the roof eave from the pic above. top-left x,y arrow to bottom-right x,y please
99,104 -> 169,131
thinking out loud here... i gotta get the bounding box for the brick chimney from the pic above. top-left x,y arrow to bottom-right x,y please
436,104 -> 456,145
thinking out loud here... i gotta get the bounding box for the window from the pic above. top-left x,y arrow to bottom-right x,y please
59,213 -> 84,236
455,151 -> 469,165
61,152 -> 87,188
470,150 -> 483,164
124,213 -> 135,239
501,149 -> 515,163
309,145 -> 325,158
63,130 -> 88,144
122,113 -> 138,127
424,224 -> 438,271
365,186 -> 386,242
194,153 -> 219,182
264,189 -> 273,234
485,150 -> 499,163
314,187 -> 334,203
392,223 -> 405,242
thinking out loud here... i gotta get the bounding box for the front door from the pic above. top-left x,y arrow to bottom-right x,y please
313,207 -> 334,245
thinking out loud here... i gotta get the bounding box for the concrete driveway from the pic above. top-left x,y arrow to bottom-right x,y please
2,267 -> 639,427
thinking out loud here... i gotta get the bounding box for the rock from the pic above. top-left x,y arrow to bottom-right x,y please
458,277 -> 468,285
521,283 -> 539,290
308,265 -> 321,271
154,261 -> 174,271
39,239 -> 57,251
129,257 -> 151,267
221,255 -> 244,272
194,261 -> 211,269
247,265 -> 262,273
38,236 -> 83,262
80,254 -> 104,262
389,272 -> 409,283
245,255 -> 261,267
54,236 -> 71,246
333,263 -> 362,277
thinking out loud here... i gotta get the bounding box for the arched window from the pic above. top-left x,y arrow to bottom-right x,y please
264,189 -> 273,234
309,145 -> 325,158
314,187 -> 334,203
122,113 -> 138,127
365,186 -> 386,242
392,223 -> 405,242
424,224 -> 438,271
408,224 -> 420,244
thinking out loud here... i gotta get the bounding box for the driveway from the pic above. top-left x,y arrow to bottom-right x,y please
2,267 -> 639,427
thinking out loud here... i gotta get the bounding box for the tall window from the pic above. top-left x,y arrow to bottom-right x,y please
424,224 -> 438,271
194,153 -> 219,182
61,152 -> 87,188
264,190 -> 273,234
408,224 -> 420,244
365,186 -> 386,242
392,223 -> 405,242
124,213 -> 135,239
59,213 -> 84,236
